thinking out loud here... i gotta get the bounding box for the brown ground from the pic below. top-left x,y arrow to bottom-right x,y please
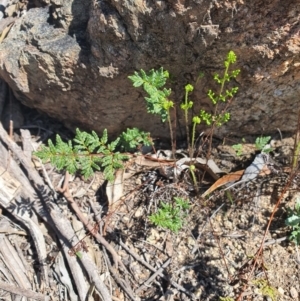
0,111 -> 299,301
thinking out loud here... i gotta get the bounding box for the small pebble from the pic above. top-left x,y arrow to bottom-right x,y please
277,287 -> 284,295
134,207 -> 143,217
223,220 -> 233,230
290,287 -> 298,299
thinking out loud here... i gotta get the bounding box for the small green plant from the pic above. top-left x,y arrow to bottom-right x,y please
232,136 -> 273,156
182,51 -> 240,158
181,83 -> 194,157
35,128 -> 128,182
129,51 -> 240,190
128,67 -> 172,122
255,136 -> 272,153
128,68 -> 175,157
119,127 -> 153,152
232,143 -> 243,156
183,51 -> 239,189
149,197 -> 190,232
285,196 -> 300,245
252,279 -> 278,301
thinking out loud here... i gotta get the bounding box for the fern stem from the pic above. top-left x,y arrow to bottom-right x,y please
191,121 -> 197,157
189,165 -> 198,193
167,112 -> 176,160
184,89 -> 191,158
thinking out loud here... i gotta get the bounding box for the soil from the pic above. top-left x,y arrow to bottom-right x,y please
1,108 -> 300,301
0,1 -> 299,300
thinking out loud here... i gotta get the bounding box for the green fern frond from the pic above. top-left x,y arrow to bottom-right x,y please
119,127 -> 152,152
107,138 -> 120,152
34,128 -> 129,181
35,145 -> 52,162
48,139 -> 57,154
100,129 -> 108,145
73,129 -> 101,153
103,165 -> 115,182
46,136 -> 75,171
129,68 -> 171,122
100,155 -> 111,167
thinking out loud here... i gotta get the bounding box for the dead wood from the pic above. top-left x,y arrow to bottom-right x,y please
116,237 -> 196,299
0,280 -> 45,300
0,142 -> 49,287
0,123 -> 112,301
59,171 -> 126,270
0,234 -> 31,289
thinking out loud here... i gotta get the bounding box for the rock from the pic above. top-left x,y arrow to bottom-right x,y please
0,81 -> 24,129
0,1 -> 299,139
0,0 -> 8,14
277,286 -> 284,296
5,4 -> 17,17
1,95 -> 24,129
0,78 -> 7,117
290,286 -> 298,299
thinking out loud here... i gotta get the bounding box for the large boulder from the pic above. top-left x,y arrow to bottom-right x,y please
0,0 -> 299,139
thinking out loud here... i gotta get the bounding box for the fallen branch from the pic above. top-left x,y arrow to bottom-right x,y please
0,280 -> 45,300
0,123 -> 111,301
102,247 -> 139,301
0,143 -> 49,287
136,258 -> 171,294
58,171 -> 126,271
117,238 -> 196,299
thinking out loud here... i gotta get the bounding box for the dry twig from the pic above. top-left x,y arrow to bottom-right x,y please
117,238 -> 196,299
58,171 -> 126,270
0,123 -> 112,301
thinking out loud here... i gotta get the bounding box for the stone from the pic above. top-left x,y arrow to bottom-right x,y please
290,286 -> 298,299
277,286 -> 284,296
1,87 -> 24,129
0,0 -> 299,139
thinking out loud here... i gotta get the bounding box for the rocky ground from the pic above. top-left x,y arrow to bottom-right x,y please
0,1 -> 299,301
0,107 -> 299,301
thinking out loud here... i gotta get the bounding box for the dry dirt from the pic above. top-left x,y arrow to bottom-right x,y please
0,111 -> 300,301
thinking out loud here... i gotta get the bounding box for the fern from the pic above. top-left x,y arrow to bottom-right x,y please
252,279 -> 278,301
35,128 -> 128,181
119,127 -> 152,152
149,197 -> 190,233
255,136 -> 272,153
128,67 -> 171,122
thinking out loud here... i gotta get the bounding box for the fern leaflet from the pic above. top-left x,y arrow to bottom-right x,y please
35,128 -> 128,181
